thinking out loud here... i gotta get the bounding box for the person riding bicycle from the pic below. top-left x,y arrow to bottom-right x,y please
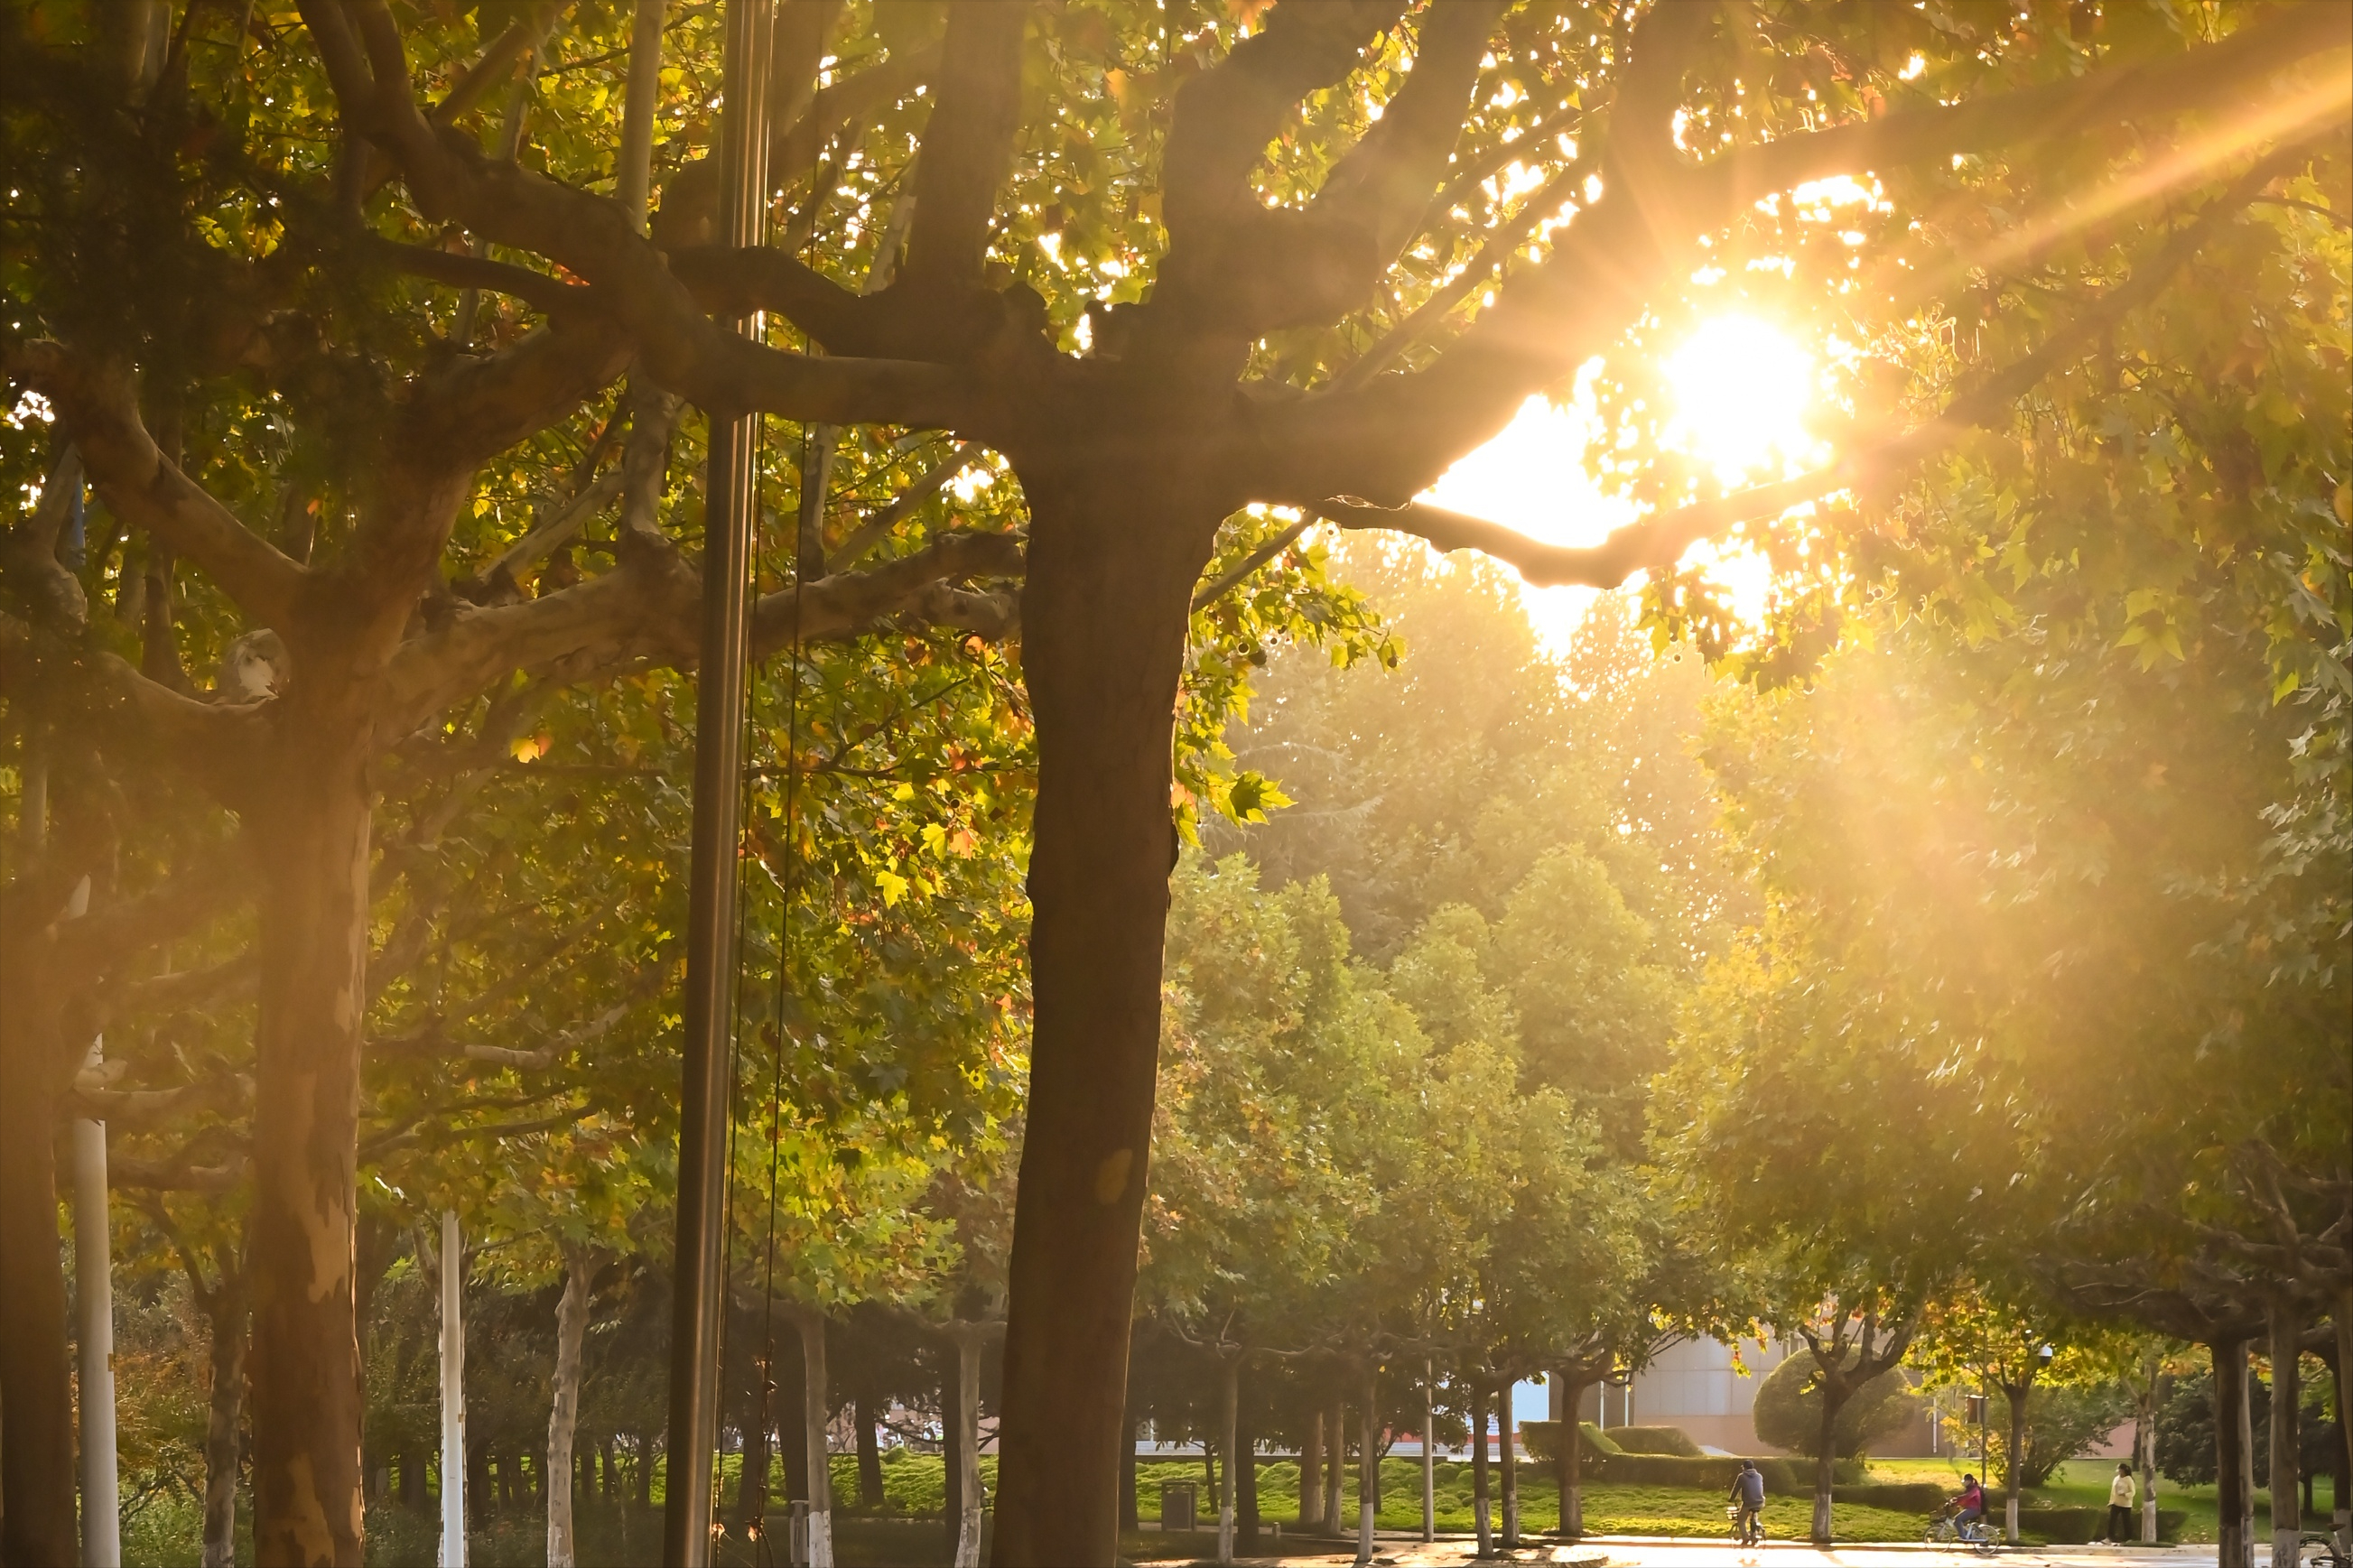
1728,1459 -> 1766,1545
1948,1474 -> 1988,1538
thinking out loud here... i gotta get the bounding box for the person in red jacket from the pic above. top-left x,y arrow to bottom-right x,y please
1949,1475 -> 1988,1539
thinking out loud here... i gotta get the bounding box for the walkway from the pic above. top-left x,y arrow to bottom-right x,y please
1135,1533 -> 2273,1566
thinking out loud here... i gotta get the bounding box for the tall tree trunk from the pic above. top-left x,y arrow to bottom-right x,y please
2334,1292 -> 2352,1549
2136,1354 -> 2162,1545
855,1394 -> 885,1511
1418,1364 -> 1433,1545
1471,1382 -> 1491,1559
1811,1381 -> 1841,1545
248,737 -> 375,1567
944,1349 -> 963,1551
732,1402 -> 770,1535
201,1271 -> 253,1568
1324,1394 -> 1345,1537
1119,1402 -> 1138,1533
1558,1375 -> 1589,1540
1216,1355 -> 1239,1564
2217,1335 -> 2252,1568
953,1330 -> 983,1568
0,877 -> 80,1567
797,1310 -> 835,1568
545,1248 -> 595,1568
1498,1388 -> 1518,1548
990,484 -> 1218,1565
2271,1297 -> 2302,1566
1235,1385 -> 1258,1553
1355,1366 -> 1379,1563
1298,1408 -> 1323,1530
2004,1381 -> 2029,1543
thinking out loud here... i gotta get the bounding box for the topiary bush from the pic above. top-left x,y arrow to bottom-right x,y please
1606,1425 -> 1704,1457
1518,1420 -> 1621,1463
1751,1353 -> 1921,1458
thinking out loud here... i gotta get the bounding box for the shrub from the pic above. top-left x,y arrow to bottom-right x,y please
1607,1425 -> 1704,1458
1939,1384 -> 2134,1488
1752,1353 -> 1920,1458
1518,1421 -> 1621,1463
1582,1452 -> 1862,1491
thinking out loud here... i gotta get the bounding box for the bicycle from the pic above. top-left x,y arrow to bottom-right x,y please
1725,1503 -> 1763,1548
2299,1529 -> 2353,1568
1924,1508 -> 1998,1553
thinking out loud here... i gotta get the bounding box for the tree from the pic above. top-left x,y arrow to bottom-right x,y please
1750,1350 -> 1915,1461
11,4 -> 2345,1561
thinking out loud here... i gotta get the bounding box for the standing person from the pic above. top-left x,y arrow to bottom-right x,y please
1728,1459 -> 1765,1546
2105,1462 -> 2135,1543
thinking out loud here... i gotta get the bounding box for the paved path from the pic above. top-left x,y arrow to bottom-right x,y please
1138,1534 -> 2293,1566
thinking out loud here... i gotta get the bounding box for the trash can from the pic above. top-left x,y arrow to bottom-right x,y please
1161,1480 -> 1198,1534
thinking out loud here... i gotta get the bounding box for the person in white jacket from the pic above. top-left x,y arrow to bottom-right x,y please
2104,1463 -> 2136,1543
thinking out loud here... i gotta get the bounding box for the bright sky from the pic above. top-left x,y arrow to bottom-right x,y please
1411,314 -> 1827,652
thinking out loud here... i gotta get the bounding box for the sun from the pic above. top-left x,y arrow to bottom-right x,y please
1664,315 -> 1821,481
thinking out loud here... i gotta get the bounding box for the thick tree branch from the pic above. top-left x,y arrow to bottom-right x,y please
1152,1 -> 1409,336
316,0 -> 972,429
830,441 -> 980,570
11,344 -> 307,629
1313,156 -> 2274,589
898,3 -> 1028,298
370,237 -> 599,320
1310,2 -> 1508,271
373,529 -> 1023,741
1256,2 -> 2348,508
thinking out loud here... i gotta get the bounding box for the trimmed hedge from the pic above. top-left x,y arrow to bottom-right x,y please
2014,1507 -> 2189,1545
1831,1481 -> 1949,1513
1583,1453 -> 1867,1491
1518,1421 -> 1621,1463
1608,1424 -> 1705,1458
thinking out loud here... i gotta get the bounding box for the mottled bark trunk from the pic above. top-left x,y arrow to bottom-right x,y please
1558,1376 -> 1589,1539
944,1350 -> 963,1547
1324,1395 -> 1345,1537
2004,1382 -> 2029,1542
989,479 -> 1218,1567
2271,1297 -> 2302,1564
1216,1355 -> 1239,1564
1235,1387 -> 1259,1552
953,1331 -> 983,1568
0,884 -> 79,1566
797,1311 -> 835,1568
1299,1409 -> 1323,1529
1119,1405 -> 1138,1533
1811,1387 -> 1839,1545
2335,1295 -> 2352,1547
1471,1382 -> 1491,1558
2217,1336 -> 2253,1568
855,1395 -> 885,1510
247,719 -> 374,1565
202,1273 -> 253,1568
1498,1393 -> 1518,1547
545,1248 -> 594,1568
1355,1367 -> 1378,1563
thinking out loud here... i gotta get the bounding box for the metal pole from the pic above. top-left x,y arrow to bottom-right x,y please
441,1210 -> 466,1568
73,1022 -> 120,1568
661,3 -> 770,1563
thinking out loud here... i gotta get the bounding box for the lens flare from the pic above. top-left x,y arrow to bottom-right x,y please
1665,316 -> 1820,480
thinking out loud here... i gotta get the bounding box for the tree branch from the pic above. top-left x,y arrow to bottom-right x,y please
898,2 -> 1028,298
1253,2 -> 2348,509
316,0 -> 972,429
373,529 -> 1023,741
10,343 -> 307,629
